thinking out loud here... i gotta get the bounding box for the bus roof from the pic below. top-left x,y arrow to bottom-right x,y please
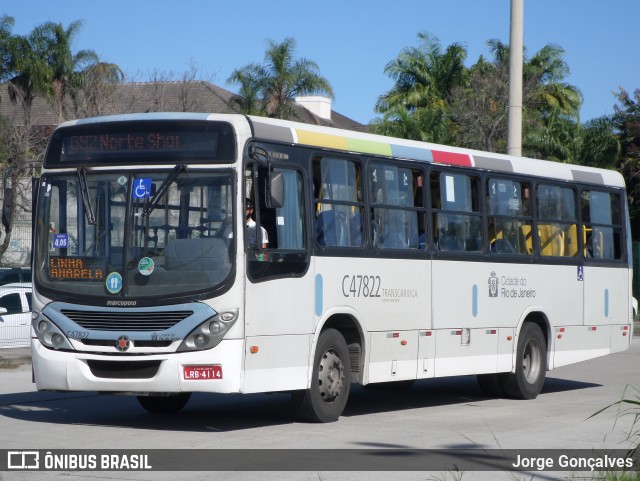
53,113 -> 625,189
248,116 -> 626,189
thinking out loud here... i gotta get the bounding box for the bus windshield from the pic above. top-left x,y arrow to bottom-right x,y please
35,169 -> 235,302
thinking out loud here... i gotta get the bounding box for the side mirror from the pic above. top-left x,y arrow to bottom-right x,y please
0,307 -> 7,315
266,171 -> 284,209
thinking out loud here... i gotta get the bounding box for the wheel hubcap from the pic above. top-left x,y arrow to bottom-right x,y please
522,339 -> 541,384
317,349 -> 345,402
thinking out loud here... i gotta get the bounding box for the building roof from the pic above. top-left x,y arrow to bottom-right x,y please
0,80 -> 367,132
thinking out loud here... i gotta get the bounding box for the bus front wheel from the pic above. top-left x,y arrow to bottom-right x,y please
292,329 -> 350,423
137,393 -> 191,413
502,323 -> 547,399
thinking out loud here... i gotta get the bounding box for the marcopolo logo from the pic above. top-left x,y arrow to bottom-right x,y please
488,272 -> 499,298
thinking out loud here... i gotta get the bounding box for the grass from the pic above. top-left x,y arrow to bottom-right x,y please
589,385 -> 640,480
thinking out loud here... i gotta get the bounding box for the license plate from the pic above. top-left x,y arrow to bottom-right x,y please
183,365 -> 222,380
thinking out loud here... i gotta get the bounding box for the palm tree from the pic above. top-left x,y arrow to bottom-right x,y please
29,20 -> 99,121
375,32 -> 467,115
447,38 -> 583,156
525,44 -> 582,119
613,88 -> 640,239
227,38 -> 333,119
5,33 -> 50,126
374,32 -> 466,142
0,15 -> 15,84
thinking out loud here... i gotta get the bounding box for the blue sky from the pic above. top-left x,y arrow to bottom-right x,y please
4,1 -> 639,125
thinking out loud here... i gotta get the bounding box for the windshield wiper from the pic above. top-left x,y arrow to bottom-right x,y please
76,167 -> 96,226
143,165 -> 186,217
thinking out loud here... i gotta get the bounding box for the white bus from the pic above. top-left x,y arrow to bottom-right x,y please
31,113 -> 633,422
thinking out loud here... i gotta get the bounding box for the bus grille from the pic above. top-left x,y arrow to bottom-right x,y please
61,310 -> 193,331
87,360 -> 161,379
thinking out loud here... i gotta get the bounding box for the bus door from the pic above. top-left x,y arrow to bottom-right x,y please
242,161 -> 314,393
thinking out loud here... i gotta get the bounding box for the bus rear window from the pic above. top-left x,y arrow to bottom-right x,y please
44,120 -> 236,166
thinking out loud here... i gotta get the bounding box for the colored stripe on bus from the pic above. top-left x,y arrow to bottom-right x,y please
294,129 -> 477,166
431,150 -> 473,167
314,274 -> 323,317
295,129 -> 442,160
296,130 -> 348,151
390,144 -> 433,162
347,138 -> 393,156
296,129 -> 394,157
472,284 -> 478,317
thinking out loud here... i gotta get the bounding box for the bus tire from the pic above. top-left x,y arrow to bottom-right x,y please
292,329 -> 350,423
137,393 -> 191,413
502,323 -> 547,399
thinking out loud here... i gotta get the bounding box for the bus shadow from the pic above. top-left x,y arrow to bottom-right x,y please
342,375 -> 600,418
0,375 -> 600,432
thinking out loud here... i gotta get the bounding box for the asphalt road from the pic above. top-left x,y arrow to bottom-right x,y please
1,339 -> 639,481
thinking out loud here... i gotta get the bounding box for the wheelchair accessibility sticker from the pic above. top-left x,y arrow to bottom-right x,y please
132,178 -> 152,199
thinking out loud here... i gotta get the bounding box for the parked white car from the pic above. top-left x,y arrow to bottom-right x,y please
0,282 -> 32,348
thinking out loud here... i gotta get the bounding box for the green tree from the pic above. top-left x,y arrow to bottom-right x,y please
4,31 -> 49,126
447,39 -> 582,157
29,20 -> 99,122
525,44 -> 582,120
371,104 -> 451,143
448,54 -> 509,151
376,32 -> 466,114
373,32 -> 466,143
614,88 -> 640,239
0,15 -> 15,83
575,116 -> 619,168
227,38 -> 333,119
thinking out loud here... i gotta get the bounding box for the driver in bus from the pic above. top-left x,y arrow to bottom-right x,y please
246,198 -> 269,249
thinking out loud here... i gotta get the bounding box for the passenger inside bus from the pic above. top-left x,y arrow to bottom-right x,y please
245,198 -> 269,249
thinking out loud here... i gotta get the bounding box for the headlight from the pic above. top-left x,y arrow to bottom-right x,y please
32,315 -> 74,350
177,309 -> 239,352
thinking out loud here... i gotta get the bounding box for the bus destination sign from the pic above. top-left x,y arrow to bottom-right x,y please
45,120 -> 236,166
67,132 -> 183,154
49,257 -> 106,281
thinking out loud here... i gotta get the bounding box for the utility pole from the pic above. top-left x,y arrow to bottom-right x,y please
507,0 -> 524,157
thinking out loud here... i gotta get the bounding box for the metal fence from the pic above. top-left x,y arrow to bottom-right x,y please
0,220 -> 31,267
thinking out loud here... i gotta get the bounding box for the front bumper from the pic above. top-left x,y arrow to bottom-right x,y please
31,337 -> 244,394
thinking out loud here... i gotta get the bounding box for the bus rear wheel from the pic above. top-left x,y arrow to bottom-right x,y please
137,393 -> 191,413
292,329 -> 350,423
502,323 -> 547,399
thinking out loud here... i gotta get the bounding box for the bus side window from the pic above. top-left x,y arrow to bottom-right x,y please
487,178 -> 533,256
246,166 -> 306,252
536,184 -> 577,257
369,163 -> 422,250
581,190 -> 622,260
431,171 -> 482,253
314,156 -> 363,248
272,168 -> 306,250
245,162 -> 309,281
